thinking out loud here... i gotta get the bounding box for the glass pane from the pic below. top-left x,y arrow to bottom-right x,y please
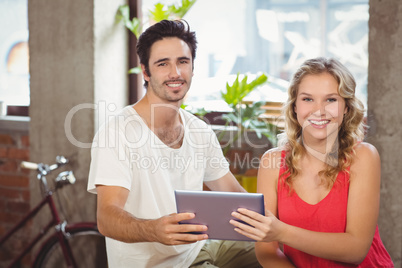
326,1 -> 369,105
140,0 -> 368,110
0,0 -> 29,107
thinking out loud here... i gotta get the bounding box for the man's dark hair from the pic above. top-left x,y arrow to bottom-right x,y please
136,20 -> 197,88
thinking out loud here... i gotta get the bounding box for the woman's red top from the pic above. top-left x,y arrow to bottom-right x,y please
277,151 -> 393,267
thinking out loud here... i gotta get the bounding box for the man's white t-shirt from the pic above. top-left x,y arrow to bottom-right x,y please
87,106 -> 230,268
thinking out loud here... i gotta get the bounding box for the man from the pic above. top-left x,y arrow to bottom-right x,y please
88,20 -> 260,267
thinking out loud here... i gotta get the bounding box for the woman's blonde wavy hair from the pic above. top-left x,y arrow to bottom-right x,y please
278,57 -> 366,189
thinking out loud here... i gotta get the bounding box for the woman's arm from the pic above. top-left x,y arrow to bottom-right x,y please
248,149 -> 295,267
231,142 -> 381,264
255,242 -> 295,268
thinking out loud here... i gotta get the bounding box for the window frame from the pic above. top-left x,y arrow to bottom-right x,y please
128,0 -> 143,104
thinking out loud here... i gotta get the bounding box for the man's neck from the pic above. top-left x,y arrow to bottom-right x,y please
133,95 -> 184,149
134,94 -> 182,129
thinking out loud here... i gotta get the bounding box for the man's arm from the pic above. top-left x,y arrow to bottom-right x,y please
204,171 -> 246,192
96,185 -> 209,244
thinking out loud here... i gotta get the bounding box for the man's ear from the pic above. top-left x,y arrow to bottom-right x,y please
141,64 -> 150,81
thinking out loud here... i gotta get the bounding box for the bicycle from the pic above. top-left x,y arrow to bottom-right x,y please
0,156 -> 107,268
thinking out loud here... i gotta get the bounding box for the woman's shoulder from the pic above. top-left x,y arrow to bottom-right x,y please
262,147 -> 283,159
258,148 -> 284,194
350,142 -> 380,171
259,147 -> 284,172
353,142 -> 380,160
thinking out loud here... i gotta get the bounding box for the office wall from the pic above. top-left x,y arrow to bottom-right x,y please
0,120 -> 31,266
28,0 -> 127,234
368,0 -> 402,266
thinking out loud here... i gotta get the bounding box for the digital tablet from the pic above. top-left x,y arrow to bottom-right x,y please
174,190 -> 265,241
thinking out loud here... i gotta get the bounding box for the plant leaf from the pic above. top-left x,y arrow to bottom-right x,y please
116,5 -> 130,22
222,113 -> 240,125
130,18 -> 141,38
169,0 -> 197,18
149,3 -> 170,22
116,5 -> 141,38
128,66 -> 142,74
221,73 -> 240,107
221,73 -> 268,108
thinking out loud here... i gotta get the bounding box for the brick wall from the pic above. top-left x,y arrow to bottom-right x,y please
0,119 -> 31,267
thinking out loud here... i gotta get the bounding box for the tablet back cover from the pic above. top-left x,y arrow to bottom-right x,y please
175,190 -> 264,241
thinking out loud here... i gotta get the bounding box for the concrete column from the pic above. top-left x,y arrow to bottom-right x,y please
368,0 -> 402,266
28,0 -> 127,227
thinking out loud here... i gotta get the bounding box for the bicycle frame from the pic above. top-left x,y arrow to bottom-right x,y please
0,185 -> 78,267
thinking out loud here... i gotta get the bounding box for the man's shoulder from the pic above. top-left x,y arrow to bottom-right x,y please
94,106 -> 142,138
100,106 -> 141,127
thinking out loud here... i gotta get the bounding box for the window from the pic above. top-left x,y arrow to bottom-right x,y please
141,0 -> 368,110
0,0 -> 29,110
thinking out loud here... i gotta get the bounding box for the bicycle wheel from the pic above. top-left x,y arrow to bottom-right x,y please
33,226 -> 107,268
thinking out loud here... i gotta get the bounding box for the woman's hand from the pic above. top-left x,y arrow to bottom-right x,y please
230,208 -> 283,242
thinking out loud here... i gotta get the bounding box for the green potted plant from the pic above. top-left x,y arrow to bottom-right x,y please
217,73 -> 279,155
201,73 -> 279,189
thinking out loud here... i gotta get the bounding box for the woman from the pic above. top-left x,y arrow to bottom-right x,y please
230,57 -> 393,267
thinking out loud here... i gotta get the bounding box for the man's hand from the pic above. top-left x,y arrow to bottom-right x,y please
97,185 -> 208,244
149,213 -> 209,245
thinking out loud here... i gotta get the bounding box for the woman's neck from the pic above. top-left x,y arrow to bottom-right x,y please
302,131 -> 339,168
